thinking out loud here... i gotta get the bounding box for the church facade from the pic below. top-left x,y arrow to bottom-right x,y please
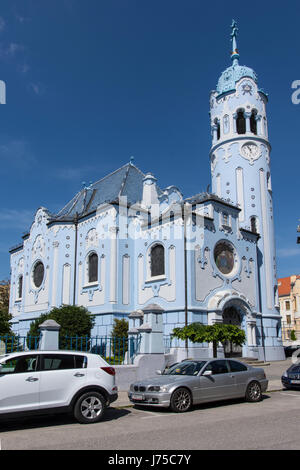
9,22 -> 285,361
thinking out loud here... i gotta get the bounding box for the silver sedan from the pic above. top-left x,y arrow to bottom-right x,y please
128,359 -> 268,413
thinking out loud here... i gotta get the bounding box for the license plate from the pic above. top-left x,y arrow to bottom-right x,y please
291,380 -> 300,384
131,394 -> 145,401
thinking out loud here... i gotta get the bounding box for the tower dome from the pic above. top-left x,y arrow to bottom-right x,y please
216,20 -> 258,97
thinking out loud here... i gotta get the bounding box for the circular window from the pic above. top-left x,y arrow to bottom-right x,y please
214,242 -> 236,275
32,261 -> 44,288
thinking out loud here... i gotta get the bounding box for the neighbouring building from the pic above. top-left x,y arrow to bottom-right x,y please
8,21 -> 285,361
278,275 -> 300,344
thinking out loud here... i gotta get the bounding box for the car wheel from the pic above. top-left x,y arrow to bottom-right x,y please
170,387 -> 192,413
74,391 -> 106,424
245,381 -> 262,403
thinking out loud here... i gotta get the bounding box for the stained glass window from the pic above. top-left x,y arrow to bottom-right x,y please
88,253 -> 98,283
214,242 -> 235,275
33,262 -> 44,288
150,244 -> 165,277
18,275 -> 23,299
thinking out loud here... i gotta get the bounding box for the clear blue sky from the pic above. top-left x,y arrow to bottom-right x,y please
0,0 -> 299,280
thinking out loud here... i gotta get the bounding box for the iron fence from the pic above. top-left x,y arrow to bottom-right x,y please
0,335 -> 40,354
0,334 -> 140,365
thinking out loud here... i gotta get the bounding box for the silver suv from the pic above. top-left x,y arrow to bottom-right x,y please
0,350 -> 118,424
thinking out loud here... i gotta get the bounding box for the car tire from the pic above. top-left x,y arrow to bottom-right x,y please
170,387 -> 192,413
74,391 -> 106,424
245,381 -> 262,403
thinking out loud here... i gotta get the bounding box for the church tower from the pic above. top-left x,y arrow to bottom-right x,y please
210,21 -> 282,357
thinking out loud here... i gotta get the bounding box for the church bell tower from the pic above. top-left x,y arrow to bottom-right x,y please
209,21 -> 283,358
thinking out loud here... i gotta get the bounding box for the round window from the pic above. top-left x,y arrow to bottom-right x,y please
33,261 -> 44,288
214,242 -> 236,275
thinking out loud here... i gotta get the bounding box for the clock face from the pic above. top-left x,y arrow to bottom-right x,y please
241,142 -> 261,163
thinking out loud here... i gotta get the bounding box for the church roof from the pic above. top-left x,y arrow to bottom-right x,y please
54,162 -> 162,221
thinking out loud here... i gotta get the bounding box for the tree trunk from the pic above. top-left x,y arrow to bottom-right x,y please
213,341 -> 217,358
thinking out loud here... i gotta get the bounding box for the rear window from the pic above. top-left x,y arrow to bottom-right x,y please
41,354 -> 86,371
228,360 -> 247,372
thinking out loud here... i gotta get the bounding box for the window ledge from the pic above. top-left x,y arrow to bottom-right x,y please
145,275 -> 166,283
82,282 -> 99,289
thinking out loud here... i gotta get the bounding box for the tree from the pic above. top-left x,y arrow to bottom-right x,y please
0,280 -> 10,312
27,305 -> 95,350
172,322 -> 246,358
290,330 -> 297,342
111,318 -> 129,361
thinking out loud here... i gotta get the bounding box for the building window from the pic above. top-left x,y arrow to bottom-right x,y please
32,261 -> 44,289
250,216 -> 258,233
286,314 -> 291,324
88,253 -> 98,283
222,212 -> 229,226
236,111 -> 246,134
250,110 -> 257,134
150,244 -> 165,277
214,241 -> 236,276
17,275 -> 23,299
286,301 -> 290,311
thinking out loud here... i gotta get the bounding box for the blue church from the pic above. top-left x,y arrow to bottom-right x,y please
9,22 -> 285,361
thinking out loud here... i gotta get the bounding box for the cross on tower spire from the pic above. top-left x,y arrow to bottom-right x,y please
230,19 -> 240,66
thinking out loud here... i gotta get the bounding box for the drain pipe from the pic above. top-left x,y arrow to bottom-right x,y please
256,244 -> 266,362
73,212 -> 79,306
183,202 -> 189,357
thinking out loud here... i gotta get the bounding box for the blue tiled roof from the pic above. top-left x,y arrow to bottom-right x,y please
55,162 -> 149,220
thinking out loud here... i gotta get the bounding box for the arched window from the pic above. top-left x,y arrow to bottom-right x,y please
18,275 -> 23,299
250,110 -> 257,135
150,244 -> 165,277
250,216 -> 258,234
236,111 -> 246,134
88,252 -> 98,283
33,261 -> 44,289
214,118 -> 220,140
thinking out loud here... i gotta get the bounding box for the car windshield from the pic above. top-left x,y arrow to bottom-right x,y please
164,361 -> 206,376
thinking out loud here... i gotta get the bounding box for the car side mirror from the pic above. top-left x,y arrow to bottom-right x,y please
202,370 -> 212,376
155,370 -> 162,375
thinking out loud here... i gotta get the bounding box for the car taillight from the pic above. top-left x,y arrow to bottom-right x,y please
101,367 -> 115,376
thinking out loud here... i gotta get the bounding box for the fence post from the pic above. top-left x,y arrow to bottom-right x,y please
38,320 -> 61,351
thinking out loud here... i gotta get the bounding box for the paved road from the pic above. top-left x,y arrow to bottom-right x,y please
1,389 -> 300,450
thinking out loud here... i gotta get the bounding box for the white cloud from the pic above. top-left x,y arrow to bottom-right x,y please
277,247 -> 300,258
0,208 -> 34,230
0,139 -> 36,170
29,82 -> 45,96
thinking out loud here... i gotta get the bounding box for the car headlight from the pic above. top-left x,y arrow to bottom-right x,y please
148,386 -> 161,392
282,371 -> 288,378
148,385 -> 169,392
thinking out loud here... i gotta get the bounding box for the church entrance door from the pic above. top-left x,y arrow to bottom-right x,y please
222,306 -> 243,358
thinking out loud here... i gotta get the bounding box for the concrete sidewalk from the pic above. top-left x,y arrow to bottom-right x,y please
112,359 -> 291,408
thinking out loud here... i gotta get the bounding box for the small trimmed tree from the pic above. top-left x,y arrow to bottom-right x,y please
290,330 -> 297,342
111,318 -> 129,361
172,322 -> 246,358
27,305 -> 95,350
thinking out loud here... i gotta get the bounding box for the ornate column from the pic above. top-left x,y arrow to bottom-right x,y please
245,111 -> 251,133
51,241 -> 59,307
109,226 -> 118,303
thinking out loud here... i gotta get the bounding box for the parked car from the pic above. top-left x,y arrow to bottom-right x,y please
0,350 -> 118,424
284,345 -> 300,358
128,359 -> 268,412
281,362 -> 300,390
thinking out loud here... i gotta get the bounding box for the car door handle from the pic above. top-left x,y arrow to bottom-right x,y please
230,374 -> 235,379
74,373 -> 85,377
26,377 -> 39,382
